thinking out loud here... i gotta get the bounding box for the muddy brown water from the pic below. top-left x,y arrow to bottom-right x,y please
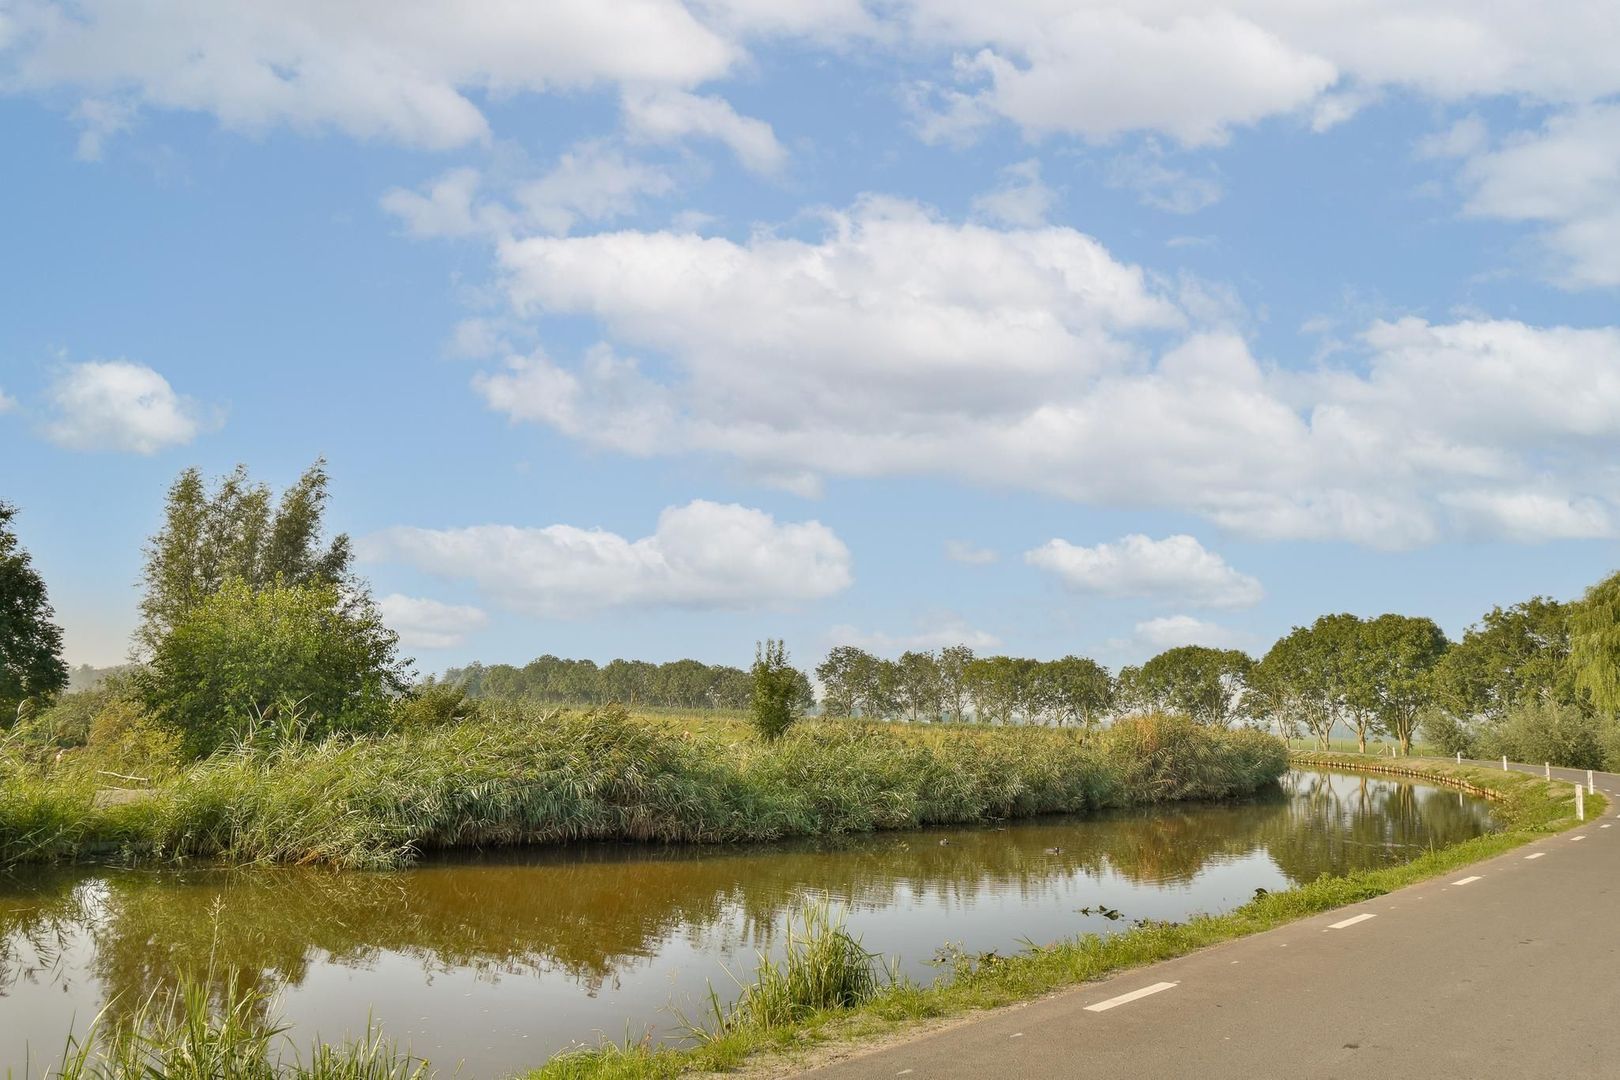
0,769 -> 1492,1076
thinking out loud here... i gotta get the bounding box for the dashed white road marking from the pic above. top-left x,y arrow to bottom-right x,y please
1327,913 -> 1377,930
1525,852 -> 1546,860
1009,1032 -> 1023,1039
1572,835 -> 1588,842
1453,876 -> 1483,886
1084,982 -> 1179,1012
1604,824 -> 1613,829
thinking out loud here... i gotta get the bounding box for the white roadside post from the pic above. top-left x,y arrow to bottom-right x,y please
1546,762 -> 1552,779
1589,770 -> 1596,795
1457,751 -> 1462,763
1577,783 -> 1586,822
1503,755 -> 1509,771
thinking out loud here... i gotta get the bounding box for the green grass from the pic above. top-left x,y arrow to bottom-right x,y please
525,755 -> 1602,1080
0,708 -> 1287,870
31,970 -> 428,1080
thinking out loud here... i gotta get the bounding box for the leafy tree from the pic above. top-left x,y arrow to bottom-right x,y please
1431,597 -> 1574,731
1478,696 -> 1609,770
1355,614 -> 1448,755
140,579 -> 408,757
137,460 -> 353,655
936,645 -> 975,723
894,650 -> 942,721
1570,571 -> 1620,717
750,639 -> 803,739
1041,656 -> 1114,731
816,645 -> 884,717
0,502 -> 69,723
963,655 -> 1034,724
1126,646 -> 1253,728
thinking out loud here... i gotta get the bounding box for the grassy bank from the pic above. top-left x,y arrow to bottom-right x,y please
0,708 -> 1286,870
526,755 -> 1600,1080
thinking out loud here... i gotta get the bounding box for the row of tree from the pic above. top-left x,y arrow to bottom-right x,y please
439,656 -> 813,712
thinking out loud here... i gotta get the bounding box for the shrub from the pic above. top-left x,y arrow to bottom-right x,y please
749,639 -> 801,741
1477,696 -> 1612,770
139,578 -> 408,757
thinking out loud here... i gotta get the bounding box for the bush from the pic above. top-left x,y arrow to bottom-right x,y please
140,579 -> 408,757
85,699 -> 183,781
391,682 -> 481,732
749,639 -> 801,741
1477,696 -> 1612,770
1419,707 -> 1477,758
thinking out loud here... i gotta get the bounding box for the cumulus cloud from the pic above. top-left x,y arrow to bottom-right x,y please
1129,614 -> 1251,652
944,540 -> 997,565
1455,105 -> 1620,288
44,360 -> 211,454
469,194 -> 1620,546
377,594 -> 489,649
360,499 -> 852,616
1026,534 -> 1263,608
826,618 -> 1001,656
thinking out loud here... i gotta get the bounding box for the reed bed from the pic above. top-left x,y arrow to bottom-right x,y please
0,708 -> 1287,870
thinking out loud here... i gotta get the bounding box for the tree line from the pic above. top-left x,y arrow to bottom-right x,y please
440,656 -> 811,712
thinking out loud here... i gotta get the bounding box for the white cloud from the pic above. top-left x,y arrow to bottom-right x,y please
1027,534 -> 1263,608
0,387 -> 16,413
826,618 -> 1001,656
377,594 -> 489,649
360,499 -> 852,616
3,0 -> 738,151
621,88 -> 786,173
1455,105 -> 1620,287
44,360 -> 211,454
469,195 -> 1620,546
944,539 -> 997,565
1130,614 -> 1251,652
971,158 -> 1055,227
383,144 -> 676,241
900,2 -> 1620,147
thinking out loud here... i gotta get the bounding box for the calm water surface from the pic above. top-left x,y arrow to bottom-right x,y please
0,769 -> 1492,1075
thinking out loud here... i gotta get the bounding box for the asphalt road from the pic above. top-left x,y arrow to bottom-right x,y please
798,762 -> 1620,1080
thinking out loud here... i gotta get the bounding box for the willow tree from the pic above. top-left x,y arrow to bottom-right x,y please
1571,571 -> 1620,715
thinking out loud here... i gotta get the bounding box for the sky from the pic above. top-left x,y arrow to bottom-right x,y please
3,1 -> 1620,676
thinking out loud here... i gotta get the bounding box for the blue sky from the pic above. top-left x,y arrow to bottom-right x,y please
3,2 -> 1619,674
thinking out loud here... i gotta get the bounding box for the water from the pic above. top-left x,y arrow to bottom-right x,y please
0,769 -> 1492,1075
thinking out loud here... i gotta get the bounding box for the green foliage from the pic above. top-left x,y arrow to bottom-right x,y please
0,501 -> 69,722
48,968 -> 427,1080
390,682 -> 481,732
86,698 -> 184,780
139,579 -> 408,757
1431,597 -> 1574,724
1476,696 -> 1612,770
749,639 -> 803,740
1120,645 -> 1252,728
0,706 -> 1287,871
137,460 -> 354,655
1355,613 -> 1448,754
447,655 -> 754,710
1572,571 -> 1620,717
716,900 -> 889,1034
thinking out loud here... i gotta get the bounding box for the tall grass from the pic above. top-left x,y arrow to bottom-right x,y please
1,708 -> 1288,870
712,900 -> 892,1034
39,974 -> 427,1080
